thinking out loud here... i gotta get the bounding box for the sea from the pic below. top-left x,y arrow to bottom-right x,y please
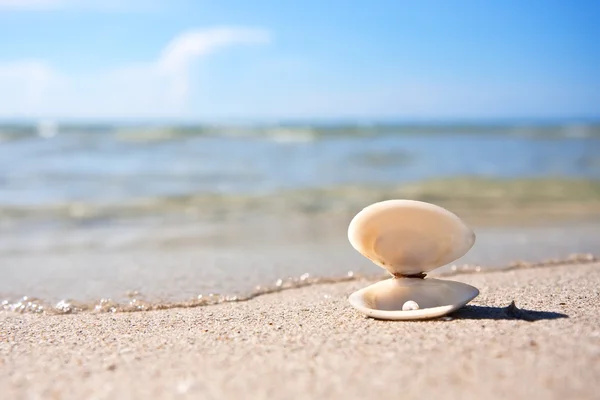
1,120 -> 599,313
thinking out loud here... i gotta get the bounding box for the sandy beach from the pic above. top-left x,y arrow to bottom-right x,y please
2,261 -> 599,400
2,3 -> 600,399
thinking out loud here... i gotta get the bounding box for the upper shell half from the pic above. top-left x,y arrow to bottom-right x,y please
348,200 -> 475,276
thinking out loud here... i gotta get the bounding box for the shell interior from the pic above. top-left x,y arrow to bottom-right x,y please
348,200 -> 475,276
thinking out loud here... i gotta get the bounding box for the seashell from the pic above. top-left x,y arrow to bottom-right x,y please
348,199 -> 479,320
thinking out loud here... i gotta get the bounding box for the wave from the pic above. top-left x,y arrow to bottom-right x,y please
2,121 -> 600,143
1,253 -> 597,315
2,177 -> 599,223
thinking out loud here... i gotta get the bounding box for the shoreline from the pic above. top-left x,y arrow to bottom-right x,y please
1,253 -> 597,315
2,197 -> 599,316
2,261 -> 599,400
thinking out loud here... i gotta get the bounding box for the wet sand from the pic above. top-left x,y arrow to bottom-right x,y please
2,262 -> 599,400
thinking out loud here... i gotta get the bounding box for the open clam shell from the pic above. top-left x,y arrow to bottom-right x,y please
347,200 -> 479,320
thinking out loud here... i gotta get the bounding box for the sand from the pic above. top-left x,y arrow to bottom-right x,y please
1,262 -> 599,400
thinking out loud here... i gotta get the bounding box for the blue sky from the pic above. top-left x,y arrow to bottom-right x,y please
0,0 -> 599,121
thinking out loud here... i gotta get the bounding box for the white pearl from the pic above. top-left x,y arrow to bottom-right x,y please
402,300 -> 420,311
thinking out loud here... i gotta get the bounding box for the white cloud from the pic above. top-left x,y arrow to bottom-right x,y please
157,28 -> 270,103
0,27 -> 271,118
0,61 -> 63,113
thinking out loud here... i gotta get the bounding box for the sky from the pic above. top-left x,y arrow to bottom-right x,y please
0,0 -> 599,121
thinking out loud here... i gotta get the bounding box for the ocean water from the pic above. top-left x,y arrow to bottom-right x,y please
1,121 -> 599,207
1,121 -> 599,312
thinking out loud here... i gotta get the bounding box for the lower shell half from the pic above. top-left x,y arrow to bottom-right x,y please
349,277 -> 479,321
